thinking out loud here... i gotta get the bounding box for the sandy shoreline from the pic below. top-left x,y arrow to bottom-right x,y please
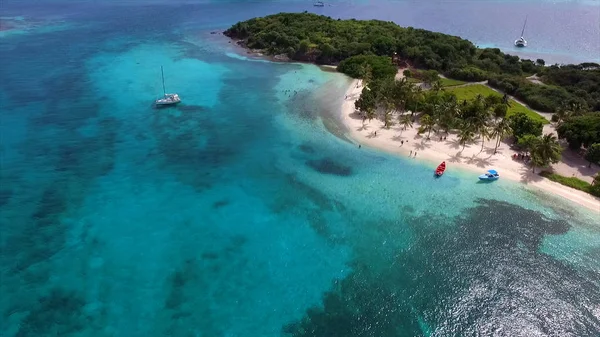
339,78 -> 600,213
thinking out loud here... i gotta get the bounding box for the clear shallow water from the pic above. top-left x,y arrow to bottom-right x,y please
1,2 -> 599,337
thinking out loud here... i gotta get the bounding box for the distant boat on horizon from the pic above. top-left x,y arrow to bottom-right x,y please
313,1 -> 325,7
155,66 -> 181,107
514,16 -> 528,48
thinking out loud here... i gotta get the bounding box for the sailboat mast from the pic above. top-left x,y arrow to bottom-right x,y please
521,16 -> 528,37
161,66 -> 166,96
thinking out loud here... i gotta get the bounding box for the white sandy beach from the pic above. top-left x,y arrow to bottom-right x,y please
340,78 -> 600,213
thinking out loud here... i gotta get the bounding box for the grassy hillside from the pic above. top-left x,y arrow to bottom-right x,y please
444,84 -> 549,124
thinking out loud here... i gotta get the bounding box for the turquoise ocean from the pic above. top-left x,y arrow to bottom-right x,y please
1,1 -> 599,336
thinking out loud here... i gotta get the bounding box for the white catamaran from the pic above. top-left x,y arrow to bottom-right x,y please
514,16 -> 528,48
155,66 -> 181,106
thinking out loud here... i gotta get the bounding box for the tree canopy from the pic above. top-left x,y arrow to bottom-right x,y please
509,111 -> 544,140
556,113 -> 600,150
540,64 -> 600,111
529,134 -> 562,172
226,13 -> 599,113
338,55 -> 397,80
584,143 -> 600,168
225,12 -> 479,72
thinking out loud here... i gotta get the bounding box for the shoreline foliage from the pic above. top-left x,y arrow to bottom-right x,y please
226,13 -> 600,112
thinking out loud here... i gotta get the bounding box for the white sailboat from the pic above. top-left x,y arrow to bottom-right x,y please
514,16 -> 528,48
155,66 -> 181,106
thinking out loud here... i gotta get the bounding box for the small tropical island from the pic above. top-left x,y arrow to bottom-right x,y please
225,13 -> 600,208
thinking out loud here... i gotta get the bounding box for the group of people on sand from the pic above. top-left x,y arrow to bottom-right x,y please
513,153 -> 531,163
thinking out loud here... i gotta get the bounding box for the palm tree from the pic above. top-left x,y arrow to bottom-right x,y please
383,109 -> 393,129
553,102 -> 587,126
438,95 -> 460,133
360,64 -> 373,88
491,119 -> 512,153
530,133 -> 562,172
398,114 -> 413,135
431,102 -> 444,132
366,108 -> 375,123
593,173 -> 600,186
470,104 -> 491,153
479,126 -> 492,153
431,80 -> 442,93
409,86 -> 424,116
392,78 -> 412,113
419,114 -> 435,139
569,102 -> 586,116
457,124 -> 475,151
552,105 -> 573,126
517,134 -> 539,156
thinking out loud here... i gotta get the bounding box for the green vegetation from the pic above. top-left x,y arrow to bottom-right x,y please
540,64 -> 600,111
539,171 -> 600,197
509,111 -> 544,140
444,85 -> 548,124
404,69 -> 466,87
226,13 -> 600,113
516,134 -> 562,172
227,13 -> 600,178
584,143 -> 600,167
488,75 -> 575,112
556,112 -> 600,150
351,74 -> 521,157
438,77 -> 466,87
337,55 -> 397,80
530,134 -> 562,172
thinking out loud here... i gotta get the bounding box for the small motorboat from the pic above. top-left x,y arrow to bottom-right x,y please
434,161 -> 446,177
313,1 -> 325,6
479,169 -> 500,181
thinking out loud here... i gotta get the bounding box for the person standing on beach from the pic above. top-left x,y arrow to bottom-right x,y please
410,150 -> 413,156
414,152 -> 417,157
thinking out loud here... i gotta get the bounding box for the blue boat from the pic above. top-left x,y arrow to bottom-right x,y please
479,169 -> 500,181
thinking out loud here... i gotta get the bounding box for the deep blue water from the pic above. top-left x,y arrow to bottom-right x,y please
2,0 -> 598,63
1,1 -> 599,336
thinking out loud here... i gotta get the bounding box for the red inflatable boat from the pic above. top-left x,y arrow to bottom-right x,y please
435,161 -> 446,176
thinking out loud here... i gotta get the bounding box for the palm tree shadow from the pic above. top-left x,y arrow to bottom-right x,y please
414,141 -> 431,151
448,151 -> 463,163
445,138 -> 461,150
349,110 -> 364,120
519,166 -> 545,184
391,134 -> 406,142
483,146 -> 501,156
357,123 -> 370,132
470,156 -> 497,168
